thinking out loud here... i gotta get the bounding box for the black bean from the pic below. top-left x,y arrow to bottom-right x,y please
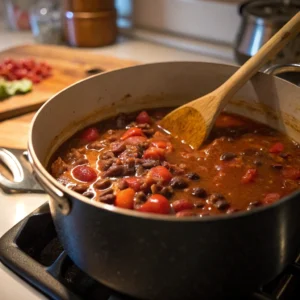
134,192 -> 147,205
192,187 -> 207,198
104,165 -> 125,177
220,152 -> 237,161
118,179 -> 128,190
214,199 -> 230,210
279,153 -> 289,159
160,186 -> 174,198
271,164 -> 283,170
98,194 -> 116,204
170,176 -> 189,189
72,184 -> 88,194
82,191 -> 94,199
207,193 -> 224,203
94,178 -> 111,190
253,159 -> 263,166
247,201 -> 262,210
227,207 -> 240,214
151,183 -> 163,194
142,160 -> 160,169
186,172 -> 200,180
194,200 -> 205,208
111,142 -> 126,155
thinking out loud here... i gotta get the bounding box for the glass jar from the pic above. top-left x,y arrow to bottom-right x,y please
30,0 -> 63,44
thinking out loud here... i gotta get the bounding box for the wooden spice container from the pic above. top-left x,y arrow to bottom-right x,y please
63,0 -> 117,47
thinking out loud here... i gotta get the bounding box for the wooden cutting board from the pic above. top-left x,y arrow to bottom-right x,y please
0,44 -> 137,121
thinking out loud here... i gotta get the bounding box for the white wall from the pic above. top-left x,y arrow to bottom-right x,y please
132,0 -> 241,45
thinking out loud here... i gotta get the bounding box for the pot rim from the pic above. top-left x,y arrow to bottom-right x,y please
28,61 -> 300,222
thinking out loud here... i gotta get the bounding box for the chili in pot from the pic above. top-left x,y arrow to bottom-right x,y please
50,108 -> 300,217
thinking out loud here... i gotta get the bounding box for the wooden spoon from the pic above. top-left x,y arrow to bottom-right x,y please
160,12 -> 300,149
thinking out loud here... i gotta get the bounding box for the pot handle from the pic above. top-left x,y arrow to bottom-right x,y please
0,148 -> 44,193
264,63 -> 300,75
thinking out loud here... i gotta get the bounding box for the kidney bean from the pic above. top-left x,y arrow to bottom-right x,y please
72,184 -> 88,194
176,210 -> 197,217
111,142 -> 126,155
94,178 -> 111,190
104,165 -> 125,177
186,172 -> 200,180
173,199 -> 194,213
98,194 -> 116,204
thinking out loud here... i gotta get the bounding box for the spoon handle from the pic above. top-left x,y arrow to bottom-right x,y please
218,11 -> 300,100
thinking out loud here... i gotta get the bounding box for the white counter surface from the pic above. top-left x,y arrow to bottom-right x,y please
0,25 -> 234,300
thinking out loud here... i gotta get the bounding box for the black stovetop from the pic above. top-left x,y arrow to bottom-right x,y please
1,203 -> 300,300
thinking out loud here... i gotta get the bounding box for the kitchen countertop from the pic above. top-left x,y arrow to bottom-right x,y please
0,25 -> 234,300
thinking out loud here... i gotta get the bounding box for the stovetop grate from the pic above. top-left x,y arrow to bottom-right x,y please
1,203 -> 300,300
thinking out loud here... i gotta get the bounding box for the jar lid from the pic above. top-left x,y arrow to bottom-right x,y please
240,0 -> 300,22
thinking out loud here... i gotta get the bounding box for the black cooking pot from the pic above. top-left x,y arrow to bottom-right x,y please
27,62 -> 300,299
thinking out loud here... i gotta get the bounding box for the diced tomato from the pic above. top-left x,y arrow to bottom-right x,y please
215,114 -> 245,127
138,194 -> 170,214
72,165 -> 97,182
121,128 -> 144,140
269,142 -> 284,154
147,166 -> 172,184
262,193 -> 281,205
150,139 -> 172,151
81,127 -> 99,142
241,168 -> 257,184
282,167 -> 300,180
125,177 -> 143,192
136,111 -> 151,124
176,210 -> 197,217
124,136 -> 147,145
172,199 -> 194,213
115,188 -> 135,209
14,68 -> 28,79
143,147 -> 165,160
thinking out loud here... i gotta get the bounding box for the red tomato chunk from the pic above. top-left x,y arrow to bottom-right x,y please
136,111 -> 151,124
138,194 -> 171,214
81,127 -> 99,142
72,165 -> 97,182
241,169 -> 257,184
121,128 -> 144,140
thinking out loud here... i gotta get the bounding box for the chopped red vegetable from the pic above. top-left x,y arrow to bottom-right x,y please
0,58 -> 52,83
269,142 -> 284,154
115,188 -> 135,209
121,127 -> 144,141
136,111 -> 151,124
124,136 -> 147,145
282,167 -> 300,180
143,147 -> 165,160
81,127 -> 99,142
125,177 -> 143,192
147,166 -> 172,184
151,139 -> 172,151
262,193 -> 281,205
72,165 -> 97,182
241,168 -> 257,184
138,194 -> 171,214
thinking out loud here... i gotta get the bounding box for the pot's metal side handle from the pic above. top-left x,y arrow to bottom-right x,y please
264,63 -> 300,75
27,152 -> 71,215
0,148 -> 24,190
0,148 -> 44,193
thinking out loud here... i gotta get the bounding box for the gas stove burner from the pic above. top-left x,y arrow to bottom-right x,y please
1,203 -> 300,300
